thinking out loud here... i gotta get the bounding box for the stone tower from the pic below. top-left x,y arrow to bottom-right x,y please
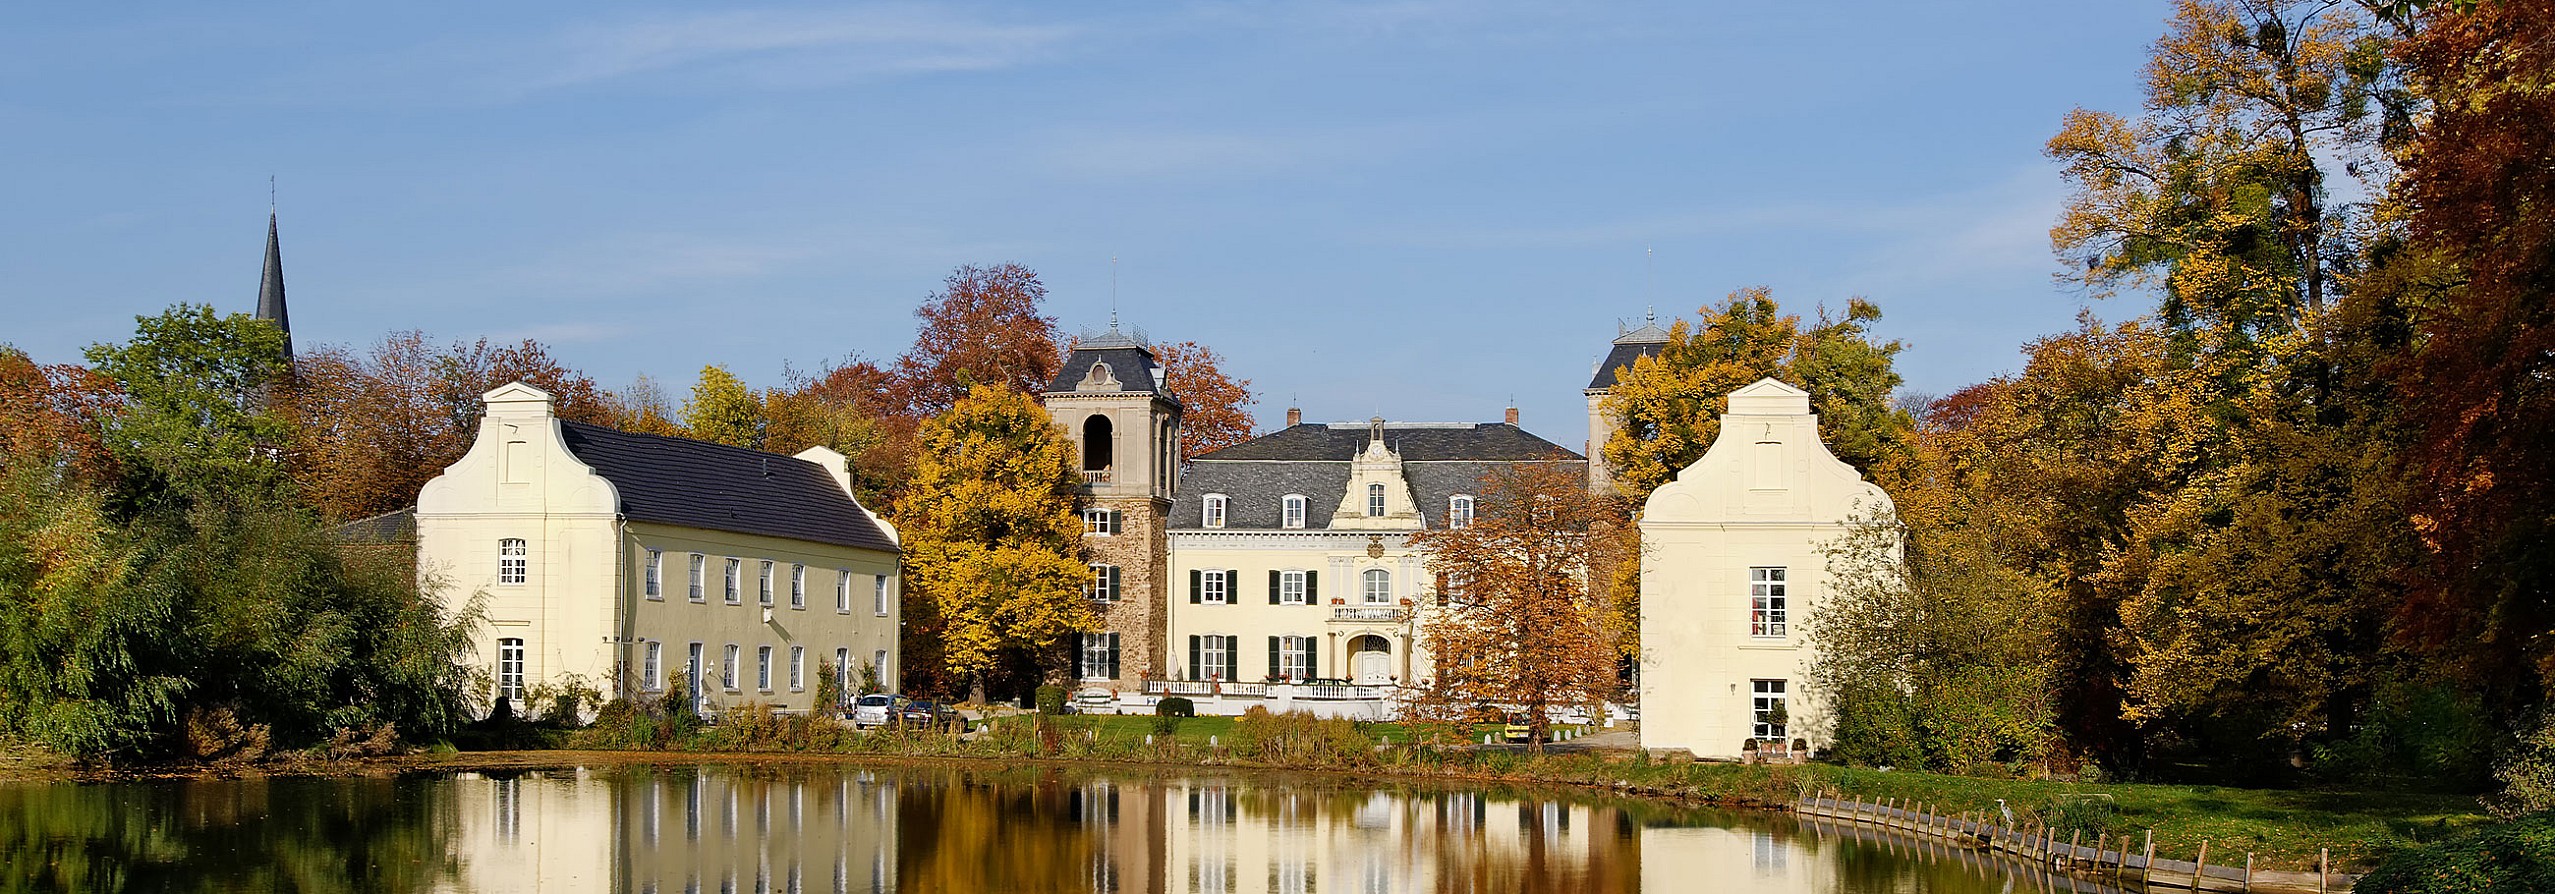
1041,320 -> 1181,692
1584,310 -> 1670,493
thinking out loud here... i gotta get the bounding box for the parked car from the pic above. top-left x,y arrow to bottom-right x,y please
849,694 -> 904,728
897,699 -> 959,729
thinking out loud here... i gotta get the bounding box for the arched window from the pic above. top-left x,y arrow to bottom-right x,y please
1081,414 -> 1114,477
1282,494 -> 1307,529
1366,484 -> 1386,517
1203,494 -> 1228,529
1362,569 -> 1391,604
1449,495 -> 1475,529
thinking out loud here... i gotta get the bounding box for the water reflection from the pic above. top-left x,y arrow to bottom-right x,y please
0,763 -> 2122,893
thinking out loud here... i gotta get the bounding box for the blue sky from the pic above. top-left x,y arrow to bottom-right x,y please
1,1 -> 2168,452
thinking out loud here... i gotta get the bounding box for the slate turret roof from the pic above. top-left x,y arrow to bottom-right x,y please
557,421 -> 900,553
1169,422 -> 1584,530
1587,310 -> 1672,390
257,211 -> 292,361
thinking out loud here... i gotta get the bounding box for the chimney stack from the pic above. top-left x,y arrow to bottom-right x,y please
1286,407 -> 1302,427
1504,406 -> 1519,425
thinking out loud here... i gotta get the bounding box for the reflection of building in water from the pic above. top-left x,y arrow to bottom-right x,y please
1156,782 -> 1636,894
1639,825 -> 1833,893
444,767 -> 900,894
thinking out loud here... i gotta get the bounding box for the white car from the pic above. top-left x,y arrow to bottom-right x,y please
850,694 -> 903,728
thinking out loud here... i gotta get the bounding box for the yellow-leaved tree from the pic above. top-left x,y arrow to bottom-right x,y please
895,385 -> 1094,702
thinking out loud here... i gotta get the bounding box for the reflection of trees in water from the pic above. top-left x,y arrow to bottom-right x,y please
0,776 -> 459,894
894,766 -> 1139,894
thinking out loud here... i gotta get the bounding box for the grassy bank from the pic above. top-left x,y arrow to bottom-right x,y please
550,705 -> 2483,871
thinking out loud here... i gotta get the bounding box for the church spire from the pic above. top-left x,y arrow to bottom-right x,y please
256,210 -> 293,361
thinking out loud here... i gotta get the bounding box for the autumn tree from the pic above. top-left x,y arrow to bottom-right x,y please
680,365 -> 765,448
2036,0 -> 2425,773
1600,289 -> 1911,499
287,332 -> 609,521
84,304 -> 294,504
762,359 -> 901,507
605,374 -> 685,437
1153,340 -> 1257,459
2390,0 -> 2555,718
889,263 -> 1063,417
1412,457 -> 1629,748
0,346 -> 120,487
894,385 -> 1094,701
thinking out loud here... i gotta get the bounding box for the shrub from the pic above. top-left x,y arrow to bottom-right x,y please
2043,795 -> 2117,838
1156,697 -> 1195,718
1036,685 -> 1067,716
1151,714 -> 1183,738
2358,813 -> 2555,894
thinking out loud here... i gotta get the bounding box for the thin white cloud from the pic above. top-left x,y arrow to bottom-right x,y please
529,7 -> 1083,91
1040,121 -> 1438,180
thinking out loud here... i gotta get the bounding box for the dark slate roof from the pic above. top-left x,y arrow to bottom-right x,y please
258,212 -> 292,360
1587,341 -> 1665,390
332,508 -> 416,543
1045,347 -> 1167,397
1170,423 -> 1585,530
557,421 -> 899,553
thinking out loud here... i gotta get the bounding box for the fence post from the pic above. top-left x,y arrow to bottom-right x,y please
2242,852 -> 2253,893
2143,830 -> 2155,887
2318,848 -> 2328,894
2195,840 -> 2211,891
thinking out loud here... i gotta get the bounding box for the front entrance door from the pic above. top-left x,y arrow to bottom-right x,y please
1350,635 -> 1393,685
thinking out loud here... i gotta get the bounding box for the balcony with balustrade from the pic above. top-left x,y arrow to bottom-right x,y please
1329,605 -> 1407,623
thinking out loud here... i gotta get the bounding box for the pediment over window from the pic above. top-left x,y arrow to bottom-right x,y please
1079,362 -> 1123,391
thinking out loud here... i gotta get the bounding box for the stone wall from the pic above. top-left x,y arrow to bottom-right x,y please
1083,495 -> 1170,690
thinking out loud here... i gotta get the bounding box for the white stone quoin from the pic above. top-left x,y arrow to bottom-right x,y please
1638,378 -> 1895,760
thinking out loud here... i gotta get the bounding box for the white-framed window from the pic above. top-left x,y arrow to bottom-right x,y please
758,560 -> 775,606
1752,679 -> 1788,739
1362,569 -> 1391,604
1449,495 -> 1475,530
724,559 -> 742,604
496,637 -> 526,700
789,646 -> 805,691
873,649 -> 888,686
1276,635 -> 1314,681
497,539 -> 528,585
1750,567 -> 1788,637
833,647 -> 852,703
644,549 -> 663,599
1279,570 -> 1308,605
686,643 -> 704,700
1367,483 -> 1386,517
873,576 -> 889,616
1202,569 -> 1229,605
836,570 -> 851,614
1089,564 -> 1121,602
1198,635 -> 1232,681
722,644 -> 741,690
1282,494 -> 1306,529
1203,494 -> 1227,529
688,554 -> 706,602
643,642 -> 663,691
1080,632 -> 1121,681
1083,508 -> 1118,536
756,646 -> 774,691
789,564 -> 805,609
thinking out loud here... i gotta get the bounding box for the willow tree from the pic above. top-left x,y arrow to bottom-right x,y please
1412,458 -> 1629,748
894,385 -> 1094,701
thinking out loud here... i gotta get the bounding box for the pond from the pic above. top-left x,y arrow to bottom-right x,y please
0,760 -> 2124,893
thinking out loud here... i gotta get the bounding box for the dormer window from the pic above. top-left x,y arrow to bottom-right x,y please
1203,494 -> 1228,529
1449,495 -> 1475,529
1282,494 -> 1307,529
1366,484 -> 1386,517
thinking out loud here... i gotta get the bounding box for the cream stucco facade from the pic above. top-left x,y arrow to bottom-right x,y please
417,383 -> 901,716
1638,378 -> 1895,760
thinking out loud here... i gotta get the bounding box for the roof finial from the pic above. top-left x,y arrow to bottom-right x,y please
1647,305 -> 1656,326
269,175 -> 276,213
1109,255 -> 1119,331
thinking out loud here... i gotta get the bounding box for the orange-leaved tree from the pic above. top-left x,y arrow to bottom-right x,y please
889,263 -> 1062,417
1411,456 -> 1630,748
1153,340 -> 1256,459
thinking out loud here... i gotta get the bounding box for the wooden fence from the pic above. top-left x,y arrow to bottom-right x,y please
1794,794 -> 2354,894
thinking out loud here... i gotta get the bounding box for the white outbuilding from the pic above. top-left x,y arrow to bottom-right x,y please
1638,378 -> 1895,760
